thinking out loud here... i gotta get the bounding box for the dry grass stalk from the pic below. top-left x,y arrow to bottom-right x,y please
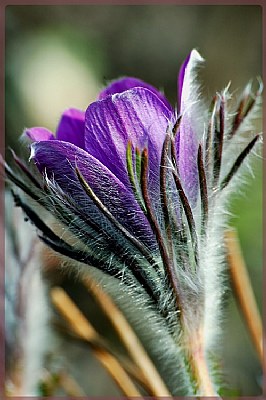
83,275 -> 171,396
50,286 -> 142,396
225,229 -> 263,363
58,371 -> 87,396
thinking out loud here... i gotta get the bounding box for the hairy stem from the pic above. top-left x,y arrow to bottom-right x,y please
83,274 -> 171,396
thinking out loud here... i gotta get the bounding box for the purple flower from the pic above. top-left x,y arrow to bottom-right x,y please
8,47 -> 260,304
5,49 -> 261,396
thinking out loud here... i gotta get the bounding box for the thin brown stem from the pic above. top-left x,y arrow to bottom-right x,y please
225,229 -> 263,363
212,95 -> 224,188
205,95 -> 217,176
172,170 -> 198,266
220,135 -> 260,190
57,371 -> 86,396
141,148 -> 181,310
160,132 -> 171,231
50,287 -> 142,397
160,131 -> 174,259
229,80 -> 262,138
197,144 -> 208,236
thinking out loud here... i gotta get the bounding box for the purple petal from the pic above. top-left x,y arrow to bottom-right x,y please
30,140 -> 157,249
178,50 -> 204,207
85,87 -> 173,192
56,108 -> 85,149
25,127 -> 55,142
98,77 -> 172,110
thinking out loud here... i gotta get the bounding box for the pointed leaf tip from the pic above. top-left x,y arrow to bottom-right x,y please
190,49 -> 204,63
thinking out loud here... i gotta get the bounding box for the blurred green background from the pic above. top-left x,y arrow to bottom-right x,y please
5,5 -> 262,396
